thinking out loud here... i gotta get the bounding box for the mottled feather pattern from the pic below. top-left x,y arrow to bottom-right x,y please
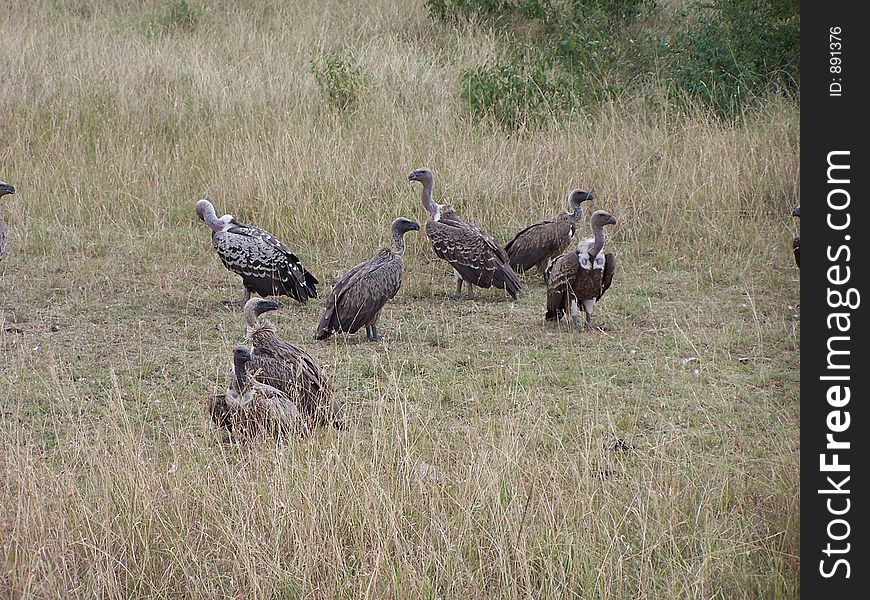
545,246 -> 615,320
247,322 -> 342,427
425,208 -> 520,298
505,214 -> 574,273
213,221 -> 318,301
316,248 -> 404,338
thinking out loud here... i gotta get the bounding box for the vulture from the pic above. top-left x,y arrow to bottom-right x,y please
195,199 -> 318,305
207,345 -> 309,440
408,167 -> 521,300
243,298 -> 344,429
792,205 -> 800,268
0,181 -> 15,262
315,217 -> 420,341
545,210 -> 617,330
504,188 -> 593,278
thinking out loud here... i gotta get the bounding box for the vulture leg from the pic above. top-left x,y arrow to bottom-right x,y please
582,299 -> 596,330
366,324 -> 382,342
570,299 -> 581,331
366,310 -> 384,341
465,281 -> 475,300
453,269 -> 463,300
537,260 -> 549,281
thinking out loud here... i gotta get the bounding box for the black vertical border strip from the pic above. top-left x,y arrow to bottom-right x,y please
802,3 -> 867,596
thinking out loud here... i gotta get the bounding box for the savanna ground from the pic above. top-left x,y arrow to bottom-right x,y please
0,1 -> 799,598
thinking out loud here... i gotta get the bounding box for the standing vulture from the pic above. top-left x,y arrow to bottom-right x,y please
243,298 -> 343,429
195,199 -> 318,305
408,167 -> 520,300
207,345 -> 309,440
545,210 -> 617,330
0,181 -> 15,262
792,205 -> 800,268
504,188 -> 593,278
315,217 -> 420,341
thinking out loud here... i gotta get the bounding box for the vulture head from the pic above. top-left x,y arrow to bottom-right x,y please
792,205 -> 800,218
244,297 -> 279,326
590,210 -> 617,228
567,189 -> 593,206
231,345 -> 253,391
391,217 -> 421,236
408,168 -> 434,186
0,181 -> 15,198
195,199 -> 230,232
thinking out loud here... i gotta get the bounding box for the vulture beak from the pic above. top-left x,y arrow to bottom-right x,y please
409,221 -> 421,231
792,206 -> 800,217
0,183 -> 14,196
407,172 -> 416,182
259,299 -> 279,313
609,216 -> 618,226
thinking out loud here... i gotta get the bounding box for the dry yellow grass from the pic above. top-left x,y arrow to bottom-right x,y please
1,1 -> 799,598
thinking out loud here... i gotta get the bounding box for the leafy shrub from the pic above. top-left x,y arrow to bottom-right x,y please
429,0 -> 656,128
668,0 -> 800,117
460,60 -> 573,129
310,53 -> 365,113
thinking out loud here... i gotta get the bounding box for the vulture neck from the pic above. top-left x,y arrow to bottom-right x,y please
391,230 -> 407,255
232,358 -> 248,392
587,226 -> 607,258
419,181 -> 438,217
568,201 -> 584,222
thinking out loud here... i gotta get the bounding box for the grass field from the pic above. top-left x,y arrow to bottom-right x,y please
0,1 -> 800,597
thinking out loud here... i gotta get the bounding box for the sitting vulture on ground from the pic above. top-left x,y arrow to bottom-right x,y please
792,205 -> 800,268
195,199 -> 318,305
545,210 -> 617,330
0,181 -> 15,262
408,167 -> 520,300
315,217 -> 420,341
243,298 -> 343,429
505,188 -> 593,278
207,345 -> 309,440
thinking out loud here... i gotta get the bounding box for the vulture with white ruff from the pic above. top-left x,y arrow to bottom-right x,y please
195,199 -> 318,305
505,188 -> 593,278
0,181 -> 15,262
315,217 -> 420,341
408,167 -> 520,300
243,298 -> 343,429
207,345 -> 309,440
792,205 -> 800,268
545,210 -> 617,330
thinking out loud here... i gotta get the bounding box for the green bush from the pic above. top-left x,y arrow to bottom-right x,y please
669,0 -> 800,117
310,53 -> 365,113
460,60 -> 573,129
429,0 -> 657,128
429,0 -> 798,125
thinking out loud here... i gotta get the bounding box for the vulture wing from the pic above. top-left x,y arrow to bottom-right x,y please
316,252 -> 403,338
426,210 -> 520,299
599,253 -> 616,301
545,251 -> 580,321
213,221 -> 318,302
505,216 -> 573,273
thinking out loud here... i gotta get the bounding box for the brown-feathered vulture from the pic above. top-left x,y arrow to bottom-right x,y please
505,188 -> 593,278
545,210 -> 617,330
792,205 -> 800,268
0,181 -> 15,262
207,345 -> 310,440
408,167 -> 520,300
315,217 -> 420,341
195,199 -> 318,305
243,298 -> 343,429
